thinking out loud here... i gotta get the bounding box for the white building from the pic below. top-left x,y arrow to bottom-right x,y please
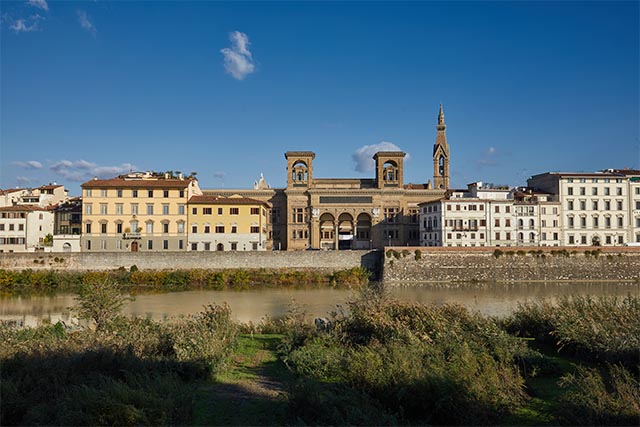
0,205 -> 55,252
0,184 -> 69,208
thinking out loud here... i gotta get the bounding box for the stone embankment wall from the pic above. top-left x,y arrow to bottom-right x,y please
383,246 -> 640,283
0,250 -> 380,273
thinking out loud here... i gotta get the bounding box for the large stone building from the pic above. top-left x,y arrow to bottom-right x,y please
203,105 -> 452,250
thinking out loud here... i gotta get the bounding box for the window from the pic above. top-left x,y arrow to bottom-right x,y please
605,217 -> 611,228
495,219 -> 500,227
116,189 -> 122,197
100,204 -> 108,215
116,240 -> 122,250
179,240 -> 184,250
101,189 -> 108,197
447,205 -> 451,211
252,242 -> 258,250
204,242 -> 210,251
86,240 -> 91,250
592,200 -> 598,210
116,204 -> 123,215
148,190 -> 154,198
177,222 -> 184,233
163,205 -> 169,215
191,243 -> 198,251
147,204 -> 154,215
568,235 -> 575,244
579,201 -> 586,210
203,208 -> 212,215
148,240 -> 153,250
605,201 -> 611,210
617,217 -> 623,228
85,204 -> 92,215
131,204 -> 139,215
85,189 -> 92,197
293,208 -> 305,223
146,222 -> 154,233
215,225 -> 225,233
231,225 -> 237,233
204,225 -> 210,233
132,189 -> 138,198
605,236 -> 611,244
593,217 -> 599,228
505,206 -> 511,213
231,242 -> 237,251
384,208 -> 398,223
86,223 -> 92,233
192,225 -> 198,233
230,208 -> 239,215
179,190 -> 185,198
18,224 -> 24,231
618,235 -> 624,245
192,208 -> 198,215
579,187 -> 585,196
567,187 -> 573,195
178,205 -> 185,215
163,240 -> 169,250
568,217 -> 575,228
592,187 -> 598,196
163,223 -> 169,233
164,190 -> 169,198
505,219 -> 511,227
251,226 -> 259,233
218,208 -> 223,215
581,235 -> 587,244
617,201 -> 623,210
568,201 -> 574,210
616,187 -> 623,196
251,207 -> 259,215
101,223 -> 107,234
116,223 -> 123,233
580,217 -> 586,228
495,232 -> 500,240
604,187 -> 610,195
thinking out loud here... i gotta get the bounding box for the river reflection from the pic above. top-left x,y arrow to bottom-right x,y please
1,282 -> 639,328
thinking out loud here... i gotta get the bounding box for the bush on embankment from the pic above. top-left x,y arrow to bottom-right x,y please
0,296 -> 237,426
0,266 -> 370,293
281,291 -> 529,425
502,295 -> 640,368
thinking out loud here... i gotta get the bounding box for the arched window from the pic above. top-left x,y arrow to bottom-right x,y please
439,156 -> 445,176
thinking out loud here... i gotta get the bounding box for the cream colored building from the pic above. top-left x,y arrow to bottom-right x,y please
187,195 -> 270,251
528,171 -> 630,246
0,184 -> 69,208
80,172 -> 202,252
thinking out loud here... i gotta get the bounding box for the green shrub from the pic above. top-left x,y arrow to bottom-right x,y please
414,249 -> 421,260
494,249 -> 504,258
73,279 -> 134,330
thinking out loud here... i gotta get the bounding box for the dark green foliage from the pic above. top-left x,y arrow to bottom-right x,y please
556,364 -> 640,426
283,292 -> 528,425
414,249 -> 421,260
74,278 -> 134,330
503,295 -> 640,368
493,249 -> 503,258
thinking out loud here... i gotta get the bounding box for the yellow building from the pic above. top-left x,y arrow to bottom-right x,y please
80,172 -> 202,252
187,195 -> 270,251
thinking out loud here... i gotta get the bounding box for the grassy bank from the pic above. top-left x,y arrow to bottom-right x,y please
1,283 -> 638,426
0,266 -> 370,294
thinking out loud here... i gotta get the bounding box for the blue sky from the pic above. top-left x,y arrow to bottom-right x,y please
1,1 -> 638,196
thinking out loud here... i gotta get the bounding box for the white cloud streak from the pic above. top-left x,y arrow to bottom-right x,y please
352,141 -> 407,173
476,146 -> 498,167
50,160 -> 135,182
27,0 -> 49,12
9,15 -> 43,33
13,160 -> 43,169
77,10 -> 96,35
220,31 -> 255,80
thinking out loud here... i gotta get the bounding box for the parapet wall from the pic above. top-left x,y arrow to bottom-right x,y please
0,250 -> 380,273
383,246 -> 640,283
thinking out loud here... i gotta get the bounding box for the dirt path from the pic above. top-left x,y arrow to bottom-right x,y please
193,334 -> 292,426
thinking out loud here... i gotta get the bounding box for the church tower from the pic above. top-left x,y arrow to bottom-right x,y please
433,104 -> 450,189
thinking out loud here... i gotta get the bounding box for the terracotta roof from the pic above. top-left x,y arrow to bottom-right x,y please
37,185 -> 63,190
0,188 -> 25,195
81,178 -> 194,189
404,183 -> 430,190
610,169 -> 640,176
0,204 -> 47,212
189,195 -> 270,206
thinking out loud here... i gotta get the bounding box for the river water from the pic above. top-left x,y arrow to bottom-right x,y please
1,282 -> 639,328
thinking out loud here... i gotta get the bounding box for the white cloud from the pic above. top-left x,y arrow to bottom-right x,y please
9,15 -> 43,33
77,10 -> 96,35
16,176 -> 33,186
352,141 -> 407,173
13,160 -> 43,169
50,160 -> 135,182
220,31 -> 255,80
27,0 -> 49,12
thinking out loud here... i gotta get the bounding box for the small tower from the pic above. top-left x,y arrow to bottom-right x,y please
433,104 -> 450,189
285,151 -> 315,188
374,151 -> 405,189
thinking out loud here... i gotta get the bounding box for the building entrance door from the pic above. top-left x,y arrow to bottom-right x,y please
131,241 -> 138,252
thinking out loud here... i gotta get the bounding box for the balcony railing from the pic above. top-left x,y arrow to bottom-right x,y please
123,232 -> 141,240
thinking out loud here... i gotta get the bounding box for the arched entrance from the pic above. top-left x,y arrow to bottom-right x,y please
217,243 -> 224,251
131,241 -> 138,252
63,243 -> 72,253
354,213 -> 372,249
319,213 -> 335,250
338,213 -> 354,250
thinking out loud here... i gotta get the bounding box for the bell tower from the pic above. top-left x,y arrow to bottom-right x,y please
433,104 -> 450,189
285,151 -> 315,188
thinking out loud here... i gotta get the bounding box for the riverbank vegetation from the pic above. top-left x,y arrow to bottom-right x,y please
1,281 -> 638,426
0,266 -> 370,294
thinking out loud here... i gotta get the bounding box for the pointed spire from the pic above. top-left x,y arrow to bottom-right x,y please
438,103 -> 445,125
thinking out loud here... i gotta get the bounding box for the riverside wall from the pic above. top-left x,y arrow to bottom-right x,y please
382,246 -> 640,284
0,250 -> 381,273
